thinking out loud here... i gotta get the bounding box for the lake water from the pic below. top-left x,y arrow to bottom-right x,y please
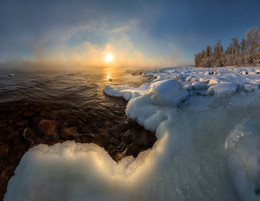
0,67 -> 156,199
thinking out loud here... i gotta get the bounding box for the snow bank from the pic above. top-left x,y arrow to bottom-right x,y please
5,67 -> 260,201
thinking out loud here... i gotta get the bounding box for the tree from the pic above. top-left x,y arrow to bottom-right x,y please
240,38 -> 248,56
230,38 -> 240,65
245,27 -> 259,64
205,45 -> 212,57
194,26 -> 259,67
213,39 -> 224,66
194,52 -> 202,67
240,38 -> 248,65
231,37 -> 240,56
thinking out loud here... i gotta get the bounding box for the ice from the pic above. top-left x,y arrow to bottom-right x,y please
207,82 -> 237,97
5,66 -> 260,201
231,91 -> 260,107
225,119 -> 260,201
208,77 -> 219,85
103,83 -> 150,101
244,84 -> 258,92
191,82 -> 208,90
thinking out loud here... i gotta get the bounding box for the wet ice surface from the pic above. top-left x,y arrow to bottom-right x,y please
5,67 -> 260,201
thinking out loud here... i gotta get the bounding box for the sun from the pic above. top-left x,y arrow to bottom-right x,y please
105,53 -> 114,62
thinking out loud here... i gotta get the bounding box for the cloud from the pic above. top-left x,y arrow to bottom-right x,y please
19,19 -> 186,69
0,0 -> 196,68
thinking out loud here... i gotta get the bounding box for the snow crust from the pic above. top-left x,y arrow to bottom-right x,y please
5,67 -> 260,201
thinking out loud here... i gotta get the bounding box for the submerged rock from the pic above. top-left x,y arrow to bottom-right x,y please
23,111 -> 34,117
38,119 -> 57,135
16,120 -> 29,127
61,127 -> 77,140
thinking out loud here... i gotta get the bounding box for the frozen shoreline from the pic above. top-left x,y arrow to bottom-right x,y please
5,67 -> 260,201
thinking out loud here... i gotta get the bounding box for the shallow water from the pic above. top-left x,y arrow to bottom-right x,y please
0,67 -> 155,199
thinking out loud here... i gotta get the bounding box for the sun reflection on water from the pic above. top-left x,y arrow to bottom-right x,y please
106,72 -> 112,82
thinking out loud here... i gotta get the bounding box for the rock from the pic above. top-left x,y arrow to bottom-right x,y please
44,106 -> 51,111
241,71 -> 248,74
16,120 -> 29,127
40,111 -> 48,117
61,127 -> 77,140
10,111 -> 22,117
126,144 -> 139,157
8,73 -> 14,77
0,122 -> 7,128
106,144 -> 116,156
33,116 -> 41,124
23,111 -> 34,117
38,119 -> 57,135
23,103 -> 29,107
110,137 -> 120,145
6,131 -> 19,141
114,152 -> 123,161
0,144 -> 9,157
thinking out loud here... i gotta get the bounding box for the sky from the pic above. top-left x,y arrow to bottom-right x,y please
0,0 -> 260,68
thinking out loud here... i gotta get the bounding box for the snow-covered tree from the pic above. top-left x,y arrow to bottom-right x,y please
194,27 -> 259,67
245,27 -> 259,64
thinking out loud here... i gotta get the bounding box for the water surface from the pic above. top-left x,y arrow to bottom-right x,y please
0,67 -> 156,199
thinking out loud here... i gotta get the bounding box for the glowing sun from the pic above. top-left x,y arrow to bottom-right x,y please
105,53 -> 114,62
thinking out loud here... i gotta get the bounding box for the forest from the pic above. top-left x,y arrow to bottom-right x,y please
194,27 -> 260,67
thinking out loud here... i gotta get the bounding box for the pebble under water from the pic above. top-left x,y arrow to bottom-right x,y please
0,67 -> 156,200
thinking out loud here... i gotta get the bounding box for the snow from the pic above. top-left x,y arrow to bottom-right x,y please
225,119 -> 260,201
103,83 -> 150,101
104,79 -> 188,107
207,82 -> 237,97
5,66 -> 260,201
147,79 -> 188,106
191,81 -> 208,90
244,84 -> 258,92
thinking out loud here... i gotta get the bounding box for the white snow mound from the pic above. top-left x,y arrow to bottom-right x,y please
147,79 -> 188,106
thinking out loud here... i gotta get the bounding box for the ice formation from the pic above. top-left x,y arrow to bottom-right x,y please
5,67 -> 260,201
